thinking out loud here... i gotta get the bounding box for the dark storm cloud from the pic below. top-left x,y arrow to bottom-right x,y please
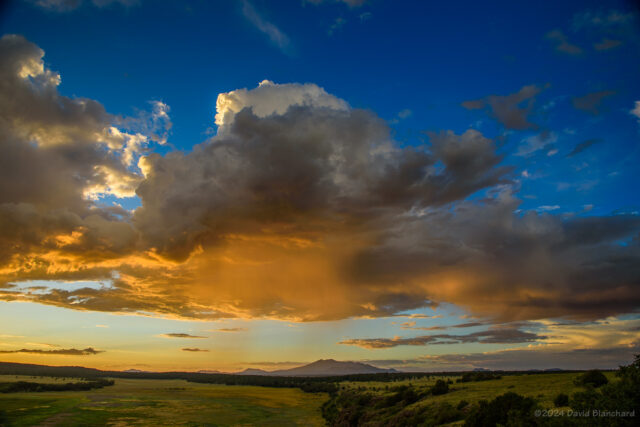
572,90 -> 616,115
567,138 -> 602,157
0,34 -> 141,264
366,344 -> 640,371
0,347 -> 103,355
462,84 -> 546,130
0,36 -> 639,324
339,326 -> 545,349
345,189 -> 640,321
134,107 -> 509,262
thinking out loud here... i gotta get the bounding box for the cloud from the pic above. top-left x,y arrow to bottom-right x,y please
594,38 -> 622,51
631,101 -> 640,122
328,17 -> 347,35
0,34 -> 142,262
0,347 -> 103,355
181,348 -> 209,352
31,0 -> 138,12
241,1 -> 291,53
214,80 -> 348,128
160,333 -> 207,339
214,328 -> 248,332
390,109 -> 412,124
418,345 -> 640,370
545,30 -> 583,55
567,138 -> 602,157
462,85 -> 546,130
307,0 -> 368,7
339,326 -> 546,349
1,36 -> 639,325
535,205 -> 560,212
516,131 -> 558,156
572,90 -> 616,115
402,321 -> 485,331
572,10 -> 636,31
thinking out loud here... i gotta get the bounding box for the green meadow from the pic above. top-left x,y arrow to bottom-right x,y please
339,371 -> 618,410
0,370 -> 633,426
0,378 -> 327,426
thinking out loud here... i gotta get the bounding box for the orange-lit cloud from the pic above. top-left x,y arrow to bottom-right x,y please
0,34 -> 639,327
0,347 -> 103,355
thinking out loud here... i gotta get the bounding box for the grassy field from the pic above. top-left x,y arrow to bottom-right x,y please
0,376 -> 77,385
339,371 -> 617,410
0,377 -> 327,426
0,371 -> 625,426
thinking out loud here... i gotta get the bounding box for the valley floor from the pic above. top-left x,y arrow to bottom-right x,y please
0,378 -> 327,426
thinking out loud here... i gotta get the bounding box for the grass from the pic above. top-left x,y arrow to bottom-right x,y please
331,371 -> 620,426
0,376 -> 78,384
0,377 -> 327,426
340,372 -> 617,409
0,371 -> 621,426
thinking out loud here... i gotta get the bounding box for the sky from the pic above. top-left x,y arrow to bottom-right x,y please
0,0 -> 639,372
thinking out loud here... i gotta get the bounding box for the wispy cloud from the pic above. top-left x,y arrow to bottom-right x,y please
572,90 -> 616,115
0,347 -> 103,355
339,327 -> 545,349
182,347 -> 209,352
32,0 -> 139,13
241,1 -> 291,53
213,328 -> 247,333
567,138 -> 602,157
160,333 -> 207,339
545,30 -> 583,55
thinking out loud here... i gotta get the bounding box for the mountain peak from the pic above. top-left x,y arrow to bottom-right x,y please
234,359 -> 398,377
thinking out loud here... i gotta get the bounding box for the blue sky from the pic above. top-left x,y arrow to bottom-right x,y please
0,0 -> 639,371
3,0 -> 638,216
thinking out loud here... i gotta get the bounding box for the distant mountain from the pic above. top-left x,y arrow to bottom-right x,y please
235,368 -> 270,375
124,369 -> 150,373
197,370 -> 222,374
234,359 -> 398,377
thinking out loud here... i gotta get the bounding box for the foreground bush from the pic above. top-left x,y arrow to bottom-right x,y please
570,355 -> 639,426
431,379 -> 449,395
457,372 -> 502,383
553,393 -> 569,407
573,370 -> 608,388
465,392 -> 538,427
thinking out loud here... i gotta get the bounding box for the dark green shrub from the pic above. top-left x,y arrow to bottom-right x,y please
464,392 -> 538,427
457,400 -> 469,410
553,393 -> 569,407
574,370 -> 609,388
459,371 -> 502,382
570,355 -> 639,426
431,379 -> 449,395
